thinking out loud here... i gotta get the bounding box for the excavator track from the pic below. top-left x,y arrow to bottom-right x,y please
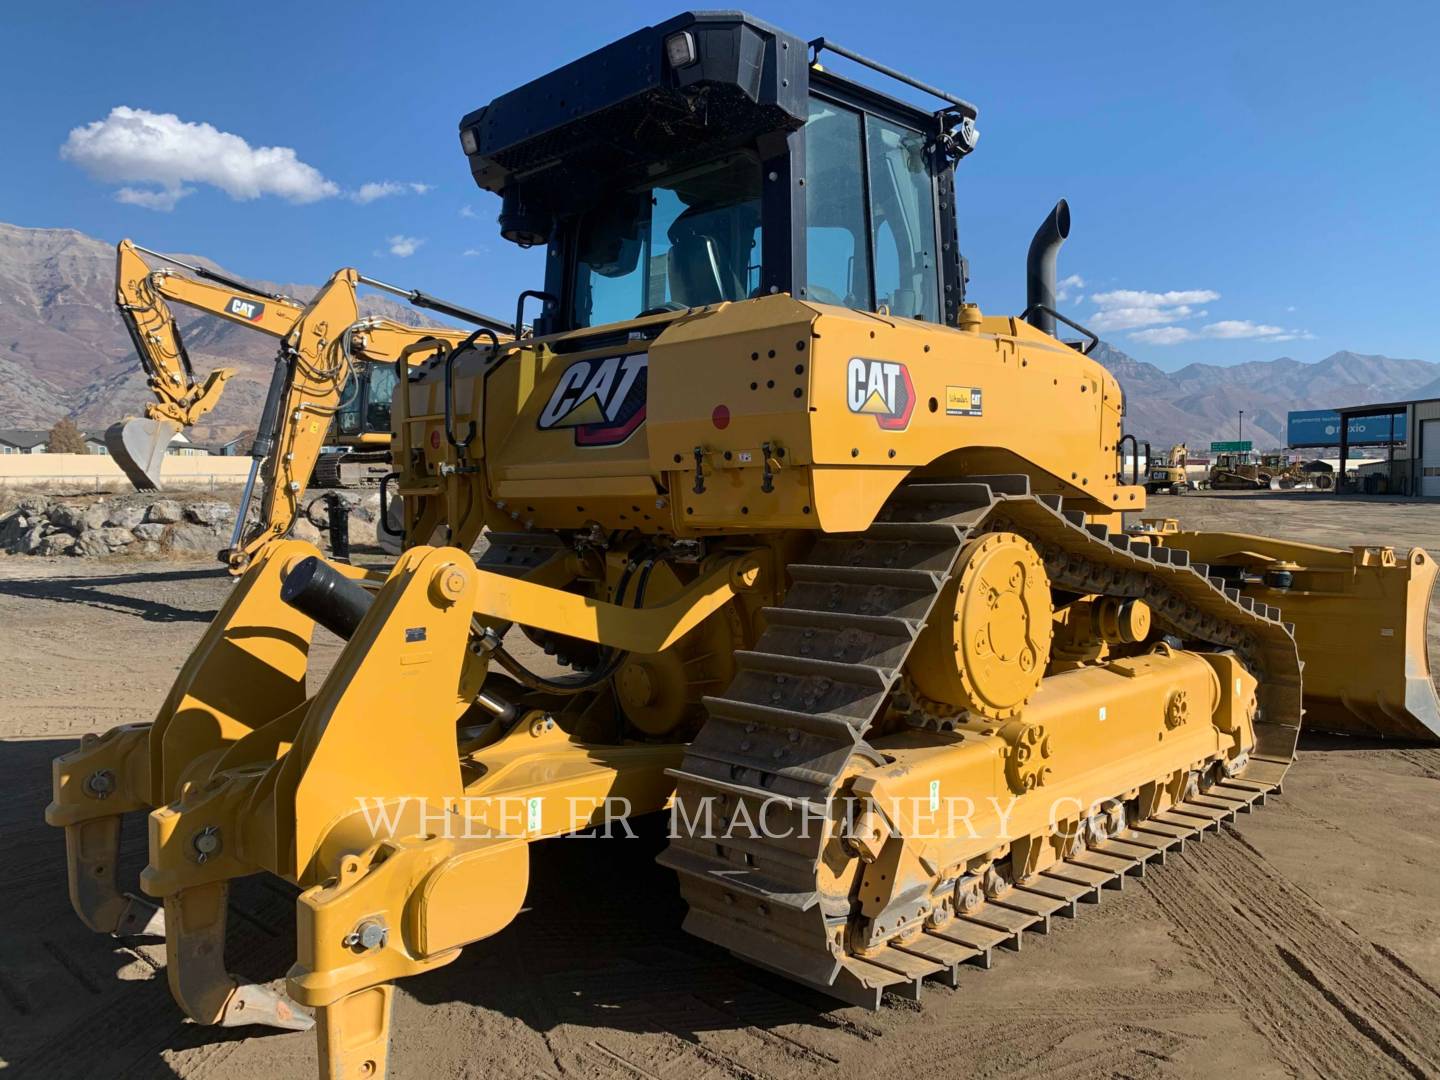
660,476 -> 1301,1006
310,452 -> 344,489
310,449 -> 392,489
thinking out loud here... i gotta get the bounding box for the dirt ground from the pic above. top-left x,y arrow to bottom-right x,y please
2,491 -> 1439,1079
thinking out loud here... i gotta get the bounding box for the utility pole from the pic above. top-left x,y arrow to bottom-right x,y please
1239,410 -> 1244,443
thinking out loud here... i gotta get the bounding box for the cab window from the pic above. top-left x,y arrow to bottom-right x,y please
335,370 -> 363,437
365,364 -> 398,433
804,94 -> 940,322
866,115 -> 939,321
571,154 -> 762,328
804,98 -> 872,308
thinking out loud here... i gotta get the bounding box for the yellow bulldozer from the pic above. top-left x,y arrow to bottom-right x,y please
1207,450 -> 1312,491
47,14 -> 1440,1079
1206,450 -> 1266,489
111,239 -> 513,570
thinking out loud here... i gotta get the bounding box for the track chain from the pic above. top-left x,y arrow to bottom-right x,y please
658,476 -> 1301,1006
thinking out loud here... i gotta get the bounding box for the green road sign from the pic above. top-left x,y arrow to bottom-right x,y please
1210,440 -> 1253,453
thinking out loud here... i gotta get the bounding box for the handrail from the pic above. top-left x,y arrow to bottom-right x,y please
808,38 -> 978,119
1020,304 -> 1100,355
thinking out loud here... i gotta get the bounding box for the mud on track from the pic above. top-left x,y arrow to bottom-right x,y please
2,490 -> 1439,1079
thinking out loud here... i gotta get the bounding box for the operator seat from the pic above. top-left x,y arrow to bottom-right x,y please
667,207 -> 743,307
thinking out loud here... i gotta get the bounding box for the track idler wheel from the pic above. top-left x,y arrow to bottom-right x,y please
909,532 -> 1053,720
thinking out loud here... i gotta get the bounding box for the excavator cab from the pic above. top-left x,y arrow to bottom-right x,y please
333,362 -> 399,441
460,11 -> 978,335
312,363 -> 402,489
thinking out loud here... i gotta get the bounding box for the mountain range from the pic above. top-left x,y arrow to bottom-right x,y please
0,221 -> 431,444
1,220 -> 1434,449
1087,341 -> 1437,450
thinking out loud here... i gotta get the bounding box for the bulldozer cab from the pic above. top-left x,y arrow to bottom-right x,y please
459,12 -> 978,336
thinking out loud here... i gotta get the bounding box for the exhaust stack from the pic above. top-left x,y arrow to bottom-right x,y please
1025,199 -> 1071,335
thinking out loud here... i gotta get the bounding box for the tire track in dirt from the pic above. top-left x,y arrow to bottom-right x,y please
868,980 -> 1210,1080
1340,746 -> 1440,782
529,957 -> 862,1080
1394,749 -> 1440,781
1148,824 -> 1440,1079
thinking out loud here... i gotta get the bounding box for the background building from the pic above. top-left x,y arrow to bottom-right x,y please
1336,398 -> 1440,497
1288,401 -> 1435,495
0,430 -> 50,454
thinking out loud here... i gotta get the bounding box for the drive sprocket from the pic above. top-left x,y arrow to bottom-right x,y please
908,531 -> 1052,720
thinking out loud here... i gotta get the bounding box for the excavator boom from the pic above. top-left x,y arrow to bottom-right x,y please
220,277 -> 489,572
110,240 -> 512,571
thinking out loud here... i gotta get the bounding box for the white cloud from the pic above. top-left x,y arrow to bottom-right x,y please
61,106 -> 339,210
387,235 -> 424,257
1130,319 -> 1312,346
459,205 -> 477,218
1129,326 -> 1196,346
115,185 -> 192,211
462,248 -> 483,257
1091,288 -> 1221,308
1086,288 -> 1221,332
1203,319 -> 1286,339
1055,274 -> 1085,303
1088,284 -> 1310,345
351,180 -> 432,204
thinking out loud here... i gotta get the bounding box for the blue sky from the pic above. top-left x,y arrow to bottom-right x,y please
3,0 -> 1437,371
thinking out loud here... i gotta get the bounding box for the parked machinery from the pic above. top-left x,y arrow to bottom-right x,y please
50,14 -> 1440,1079
1206,449 -> 1271,490
109,239 -> 297,489
1207,451 -> 1311,491
110,240 -> 511,569
1144,443 -> 1191,494
1259,452 -> 1312,490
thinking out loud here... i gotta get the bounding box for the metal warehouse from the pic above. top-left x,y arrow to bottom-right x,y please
1339,398 -> 1440,496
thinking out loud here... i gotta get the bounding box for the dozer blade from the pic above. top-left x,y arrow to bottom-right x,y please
106,417 -> 180,491
1160,532 -> 1440,743
1290,546 -> 1440,742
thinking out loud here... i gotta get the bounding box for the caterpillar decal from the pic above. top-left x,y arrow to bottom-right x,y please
847,356 -> 914,430
537,352 -> 648,447
226,296 -> 266,322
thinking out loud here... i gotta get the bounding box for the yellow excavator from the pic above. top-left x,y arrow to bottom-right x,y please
112,240 -> 512,570
47,15 -> 1440,1079
108,239 -> 298,487
1144,443 -> 1191,494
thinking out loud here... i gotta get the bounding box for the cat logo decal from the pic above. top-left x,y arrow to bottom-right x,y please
226,297 -> 265,322
537,353 -> 648,447
846,357 -> 914,430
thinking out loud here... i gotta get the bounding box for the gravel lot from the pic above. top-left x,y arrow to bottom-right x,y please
2,490 -> 1438,1079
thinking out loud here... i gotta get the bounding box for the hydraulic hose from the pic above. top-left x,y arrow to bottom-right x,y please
486,549 -> 660,695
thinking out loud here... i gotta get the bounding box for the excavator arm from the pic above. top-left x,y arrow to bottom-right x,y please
113,241 -> 513,569
223,276 -> 510,573
110,240 -> 305,488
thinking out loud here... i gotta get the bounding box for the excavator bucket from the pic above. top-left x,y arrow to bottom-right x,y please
105,417 -> 180,490
1154,529 -> 1440,742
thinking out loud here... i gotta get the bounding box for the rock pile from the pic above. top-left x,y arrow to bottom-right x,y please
0,491 -> 381,558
